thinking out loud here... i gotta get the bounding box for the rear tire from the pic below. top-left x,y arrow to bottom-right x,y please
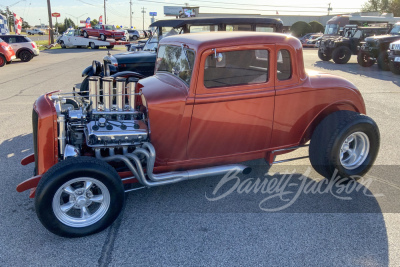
332,46 -> 352,64
60,41 -> 66,49
309,111 -> 380,179
389,61 -> 400,75
318,50 -> 332,61
357,51 -> 375,67
377,51 -> 390,71
83,31 -> 88,38
100,34 -> 106,41
35,157 -> 125,237
90,42 -> 96,49
132,36 -> 138,41
19,50 -> 33,62
0,55 -> 6,67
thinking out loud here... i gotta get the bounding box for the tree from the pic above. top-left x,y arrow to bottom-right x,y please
361,0 -> 400,15
388,0 -> 400,16
290,21 -> 312,37
22,20 -> 30,29
64,18 -> 75,29
309,21 -> 324,33
0,7 -> 14,32
90,19 -> 98,27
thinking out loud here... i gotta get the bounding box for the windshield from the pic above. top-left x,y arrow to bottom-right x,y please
155,45 -> 195,85
325,24 -> 339,35
144,31 -> 158,50
390,25 -> 400,35
104,25 -> 115,30
0,38 -> 3,42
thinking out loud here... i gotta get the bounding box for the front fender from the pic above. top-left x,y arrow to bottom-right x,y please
82,65 -> 94,77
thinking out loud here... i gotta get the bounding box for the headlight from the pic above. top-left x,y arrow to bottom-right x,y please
92,60 -> 102,75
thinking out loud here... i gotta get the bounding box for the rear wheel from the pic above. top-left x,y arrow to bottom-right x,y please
60,41 -> 66,49
309,111 -> 380,179
35,157 -> 125,237
19,50 -> 33,62
90,42 -> 96,49
318,50 -> 332,61
332,46 -> 352,64
100,34 -> 106,41
0,55 -> 6,67
83,31 -> 88,38
357,51 -> 375,67
377,51 -> 390,71
132,36 -> 138,41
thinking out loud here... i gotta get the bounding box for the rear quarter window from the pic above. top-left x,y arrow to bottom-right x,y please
204,49 -> 269,88
277,49 -> 292,81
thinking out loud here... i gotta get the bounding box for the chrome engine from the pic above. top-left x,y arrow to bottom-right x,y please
51,76 -> 148,159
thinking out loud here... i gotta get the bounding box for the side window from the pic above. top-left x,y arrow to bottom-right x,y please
8,37 -> 17,43
277,49 -> 292,81
204,49 -> 269,88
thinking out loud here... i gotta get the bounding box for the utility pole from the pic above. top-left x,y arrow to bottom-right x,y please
46,0 -> 54,44
130,0 -> 132,28
104,0 -> 107,24
141,7 -> 146,30
328,3 -> 332,16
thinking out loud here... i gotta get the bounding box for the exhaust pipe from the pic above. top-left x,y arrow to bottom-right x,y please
100,142 -> 251,187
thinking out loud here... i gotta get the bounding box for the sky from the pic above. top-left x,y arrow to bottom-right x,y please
1,0 -> 367,29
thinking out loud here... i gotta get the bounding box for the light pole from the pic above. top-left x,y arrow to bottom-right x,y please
39,19 -> 41,28
66,13 -> 88,27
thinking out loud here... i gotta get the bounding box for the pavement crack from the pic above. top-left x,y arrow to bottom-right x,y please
97,194 -> 128,267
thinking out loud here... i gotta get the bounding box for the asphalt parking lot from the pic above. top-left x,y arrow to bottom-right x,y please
0,47 -> 399,266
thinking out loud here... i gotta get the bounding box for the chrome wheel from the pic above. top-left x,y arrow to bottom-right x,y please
340,131 -> 370,170
52,177 -> 111,228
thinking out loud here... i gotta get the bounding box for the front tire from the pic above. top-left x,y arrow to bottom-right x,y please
332,46 -> 352,64
0,55 -> 6,67
377,51 -> 390,71
83,31 -> 88,38
357,51 -> 375,67
318,50 -> 332,61
389,61 -> 400,75
60,41 -> 66,49
100,34 -> 106,41
309,111 -> 380,179
35,157 -> 125,237
90,42 -> 96,49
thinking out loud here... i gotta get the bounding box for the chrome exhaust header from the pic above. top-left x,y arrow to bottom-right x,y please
102,77 -> 113,111
88,76 -> 100,111
115,77 -> 126,111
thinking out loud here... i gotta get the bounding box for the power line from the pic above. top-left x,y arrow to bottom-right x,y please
137,0 -> 361,11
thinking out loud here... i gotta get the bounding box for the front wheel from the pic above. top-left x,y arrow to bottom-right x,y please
0,55 -> 6,67
90,42 -> 96,49
357,51 -> 375,67
83,31 -> 88,38
100,34 -> 106,41
60,41 -> 66,49
332,46 -> 352,64
318,50 -> 332,61
377,51 -> 390,71
309,111 -> 380,179
35,157 -> 125,237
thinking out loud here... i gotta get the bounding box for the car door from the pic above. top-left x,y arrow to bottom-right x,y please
187,45 -> 276,159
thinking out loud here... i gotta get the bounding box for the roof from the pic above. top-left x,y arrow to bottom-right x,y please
150,17 -> 283,28
159,31 -> 301,51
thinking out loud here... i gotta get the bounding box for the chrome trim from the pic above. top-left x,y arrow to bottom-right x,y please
88,76 -> 100,111
63,144 -> 80,159
102,77 -> 113,112
115,77 -> 125,111
57,114 -> 66,156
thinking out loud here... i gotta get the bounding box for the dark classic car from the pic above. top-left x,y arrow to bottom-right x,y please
80,17 -> 284,93
18,32 -> 379,237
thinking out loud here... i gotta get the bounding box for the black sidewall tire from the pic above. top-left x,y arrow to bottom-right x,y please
309,111 -> 380,179
0,55 -> 5,67
35,157 -> 125,237
20,50 -> 33,62
329,121 -> 380,178
90,42 -> 95,49
389,61 -> 400,75
60,41 -> 66,49
357,52 -> 375,67
100,34 -> 106,41
377,51 -> 390,71
332,46 -> 351,64
318,50 -> 332,61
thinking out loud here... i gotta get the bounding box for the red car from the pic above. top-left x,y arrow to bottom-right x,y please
17,32 -> 380,237
0,37 -> 16,67
81,24 -> 125,41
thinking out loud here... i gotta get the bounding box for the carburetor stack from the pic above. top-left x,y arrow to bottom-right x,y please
52,76 -> 149,160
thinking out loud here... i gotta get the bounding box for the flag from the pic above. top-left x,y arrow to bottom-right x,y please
14,13 -> 22,35
99,15 -> 103,25
0,14 -> 10,35
85,17 -> 91,28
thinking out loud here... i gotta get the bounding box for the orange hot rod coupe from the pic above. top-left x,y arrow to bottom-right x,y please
17,32 -> 379,237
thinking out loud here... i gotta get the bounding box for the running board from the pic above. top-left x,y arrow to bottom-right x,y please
271,144 -> 309,164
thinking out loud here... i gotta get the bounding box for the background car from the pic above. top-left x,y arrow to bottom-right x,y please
0,35 -> 39,62
26,28 -> 44,35
137,30 -> 146,39
303,34 -> 323,47
0,37 -> 16,67
127,29 -> 140,40
121,30 -> 130,41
